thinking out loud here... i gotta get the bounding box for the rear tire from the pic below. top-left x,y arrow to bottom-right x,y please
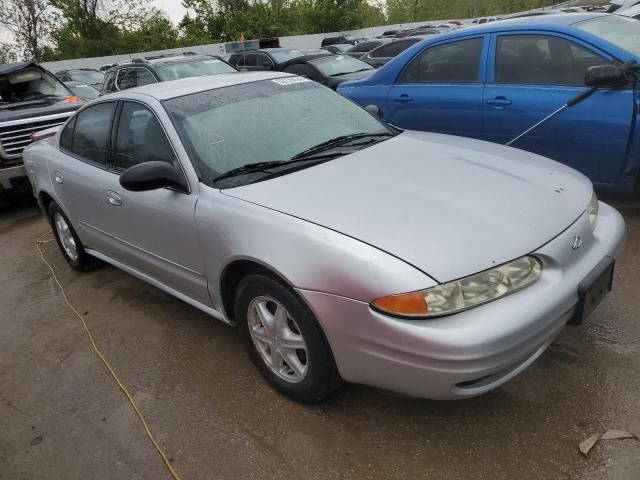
235,273 -> 341,403
48,202 -> 100,272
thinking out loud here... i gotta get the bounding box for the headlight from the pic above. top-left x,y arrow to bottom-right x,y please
588,191 -> 599,229
371,256 -> 542,318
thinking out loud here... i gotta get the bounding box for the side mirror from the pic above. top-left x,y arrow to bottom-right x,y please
584,64 -> 627,89
120,161 -> 188,192
365,104 -> 383,118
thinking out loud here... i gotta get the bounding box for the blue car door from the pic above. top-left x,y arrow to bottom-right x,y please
483,32 -> 634,185
385,35 -> 488,139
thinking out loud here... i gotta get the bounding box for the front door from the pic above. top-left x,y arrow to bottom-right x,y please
100,100 -> 210,306
483,32 -> 633,184
385,36 -> 487,139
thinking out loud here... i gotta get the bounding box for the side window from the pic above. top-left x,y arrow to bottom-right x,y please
116,68 -> 136,90
136,69 -> 157,87
70,102 -> 115,166
113,101 -> 175,171
59,116 -> 76,151
243,53 -> 258,67
399,38 -> 483,83
370,42 -> 401,58
495,35 -> 612,86
104,71 -> 116,92
257,54 -> 273,68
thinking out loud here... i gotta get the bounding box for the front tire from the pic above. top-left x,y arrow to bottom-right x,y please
48,202 -> 100,271
235,273 -> 341,403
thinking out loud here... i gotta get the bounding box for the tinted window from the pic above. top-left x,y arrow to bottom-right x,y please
103,71 -> 116,91
269,49 -> 304,63
71,102 -> 115,165
399,38 -> 483,83
116,69 -> 136,90
371,40 -> 416,58
496,35 -> 611,85
136,68 -> 157,87
348,41 -> 383,53
241,53 -> 257,67
113,102 -> 175,171
256,53 -> 273,67
283,64 -> 313,77
59,117 -> 76,151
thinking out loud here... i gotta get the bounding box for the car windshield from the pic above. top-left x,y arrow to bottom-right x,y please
575,15 -> 640,57
156,58 -> 237,81
269,49 -> 305,63
0,68 -> 72,105
163,78 -> 390,186
69,71 -> 104,85
311,55 -> 373,76
69,84 -> 100,100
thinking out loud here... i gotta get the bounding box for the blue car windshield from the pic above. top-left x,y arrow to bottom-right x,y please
575,15 -> 640,57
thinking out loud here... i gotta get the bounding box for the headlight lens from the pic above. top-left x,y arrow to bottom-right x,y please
371,256 -> 542,318
588,191 -> 599,228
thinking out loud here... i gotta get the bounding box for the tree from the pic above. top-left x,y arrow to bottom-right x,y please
0,42 -> 18,64
0,0 -> 57,61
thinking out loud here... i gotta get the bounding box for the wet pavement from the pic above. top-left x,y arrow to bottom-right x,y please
1,195 -> 639,480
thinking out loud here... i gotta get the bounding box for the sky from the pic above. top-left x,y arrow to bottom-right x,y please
154,0 -> 188,23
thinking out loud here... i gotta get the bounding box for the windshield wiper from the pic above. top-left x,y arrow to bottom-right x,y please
290,132 -> 393,160
332,69 -> 371,76
212,161 -> 286,182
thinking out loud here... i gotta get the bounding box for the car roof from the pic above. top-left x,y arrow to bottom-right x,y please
110,71 -> 294,100
457,12 -> 608,34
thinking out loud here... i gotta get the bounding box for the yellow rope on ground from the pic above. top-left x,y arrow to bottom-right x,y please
36,231 -> 182,480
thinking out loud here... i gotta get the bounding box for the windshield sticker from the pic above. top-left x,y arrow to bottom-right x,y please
203,59 -> 221,64
271,77 -> 311,85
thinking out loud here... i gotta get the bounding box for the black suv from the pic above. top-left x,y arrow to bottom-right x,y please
227,48 -> 305,71
101,52 -> 238,93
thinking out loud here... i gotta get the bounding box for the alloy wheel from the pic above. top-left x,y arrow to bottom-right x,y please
247,296 -> 309,383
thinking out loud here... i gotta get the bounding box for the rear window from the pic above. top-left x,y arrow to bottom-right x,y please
156,58 -> 237,81
269,50 -> 304,63
575,15 -> 640,57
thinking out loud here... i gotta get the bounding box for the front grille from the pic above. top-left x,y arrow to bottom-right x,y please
0,113 -> 72,163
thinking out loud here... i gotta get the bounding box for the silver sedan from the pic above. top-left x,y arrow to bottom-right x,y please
23,72 -> 625,403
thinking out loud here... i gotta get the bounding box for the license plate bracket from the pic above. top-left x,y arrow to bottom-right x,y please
568,256 -> 615,326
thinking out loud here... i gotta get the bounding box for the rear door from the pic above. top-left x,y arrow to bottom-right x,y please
99,100 -> 210,305
385,36 -> 487,138
51,101 -> 116,251
483,32 -> 633,184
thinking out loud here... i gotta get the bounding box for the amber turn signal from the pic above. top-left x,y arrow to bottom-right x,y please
372,291 -> 428,316
64,96 -> 81,102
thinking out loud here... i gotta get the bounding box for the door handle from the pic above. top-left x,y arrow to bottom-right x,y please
106,190 -> 122,206
487,97 -> 512,106
392,94 -> 413,103
54,172 -> 64,184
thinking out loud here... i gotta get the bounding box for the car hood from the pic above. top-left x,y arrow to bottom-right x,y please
224,131 -> 592,283
327,69 -> 374,86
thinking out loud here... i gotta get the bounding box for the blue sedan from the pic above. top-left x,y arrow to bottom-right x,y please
337,14 -> 640,193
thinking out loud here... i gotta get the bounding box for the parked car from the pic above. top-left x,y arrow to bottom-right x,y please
101,53 -> 238,93
338,13 -> 640,193
24,72 -> 625,403
281,54 -> 374,89
64,81 -> 100,101
55,68 -> 105,91
321,35 -> 356,47
359,38 -> 424,68
618,3 -> 640,17
227,48 -> 304,71
321,44 -> 352,54
394,27 -> 440,38
344,39 -> 390,58
607,0 -> 640,12
0,62 -> 83,199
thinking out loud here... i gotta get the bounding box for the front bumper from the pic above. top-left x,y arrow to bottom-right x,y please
0,164 -> 28,191
299,202 -> 625,400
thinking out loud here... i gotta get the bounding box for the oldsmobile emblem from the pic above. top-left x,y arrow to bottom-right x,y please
570,236 -> 583,250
